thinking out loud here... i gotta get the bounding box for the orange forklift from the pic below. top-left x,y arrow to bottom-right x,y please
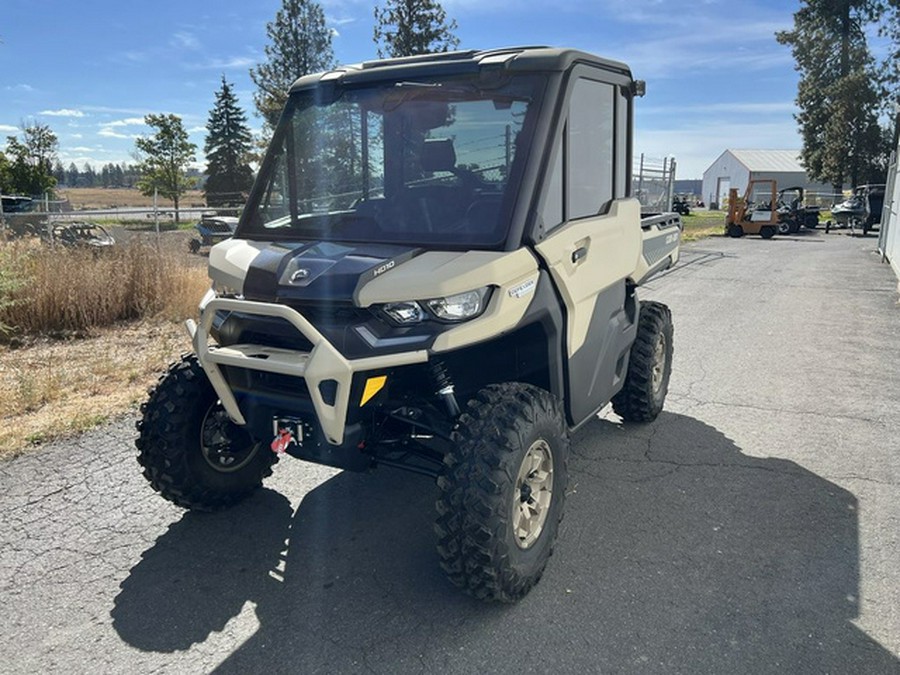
725,179 -> 778,239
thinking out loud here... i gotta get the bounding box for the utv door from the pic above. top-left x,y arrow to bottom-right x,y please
532,73 -> 641,427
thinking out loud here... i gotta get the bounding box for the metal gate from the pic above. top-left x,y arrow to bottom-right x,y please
633,154 -> 676,213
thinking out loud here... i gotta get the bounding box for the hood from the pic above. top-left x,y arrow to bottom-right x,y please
239,240 -> 422,304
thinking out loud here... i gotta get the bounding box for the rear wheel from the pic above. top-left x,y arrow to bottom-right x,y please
136,354 -> 277,511
612,301 -> 673,422
777,220 -> 791,235
435,383 -> 569,603
760,226 -> 776,239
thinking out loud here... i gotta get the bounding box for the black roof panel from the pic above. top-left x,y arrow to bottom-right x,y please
288,46 -> 633,93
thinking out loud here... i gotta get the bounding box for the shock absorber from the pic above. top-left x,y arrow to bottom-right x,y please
430,359 -> 461,418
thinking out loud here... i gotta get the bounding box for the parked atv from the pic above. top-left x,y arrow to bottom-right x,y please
776,186 -> 819,235
189,215 -> 238,254
45,222 -> 115,249
672,195 -> 691,216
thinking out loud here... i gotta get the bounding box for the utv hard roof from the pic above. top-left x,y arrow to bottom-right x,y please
288,46 -> 633,93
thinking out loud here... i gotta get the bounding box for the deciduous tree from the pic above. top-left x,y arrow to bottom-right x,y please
373,0 -> 459,58
3,122 -> 59,196
134,114 -> 197,224
250,0 -> 335,130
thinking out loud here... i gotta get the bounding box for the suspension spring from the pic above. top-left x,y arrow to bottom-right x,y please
430,360 -> 461,418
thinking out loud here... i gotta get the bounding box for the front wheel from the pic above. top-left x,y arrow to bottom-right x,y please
612,301 -> 673,422
435,383 -> 569,603
727,224 -> 744,238
136,354 -> 277,511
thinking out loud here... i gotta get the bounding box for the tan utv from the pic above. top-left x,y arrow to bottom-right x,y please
136,47 -> 682,603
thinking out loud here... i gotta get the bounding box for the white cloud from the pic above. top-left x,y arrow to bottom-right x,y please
0,124 -> 18,133
187,126 -> 206,134
69,146 -> 97,152
172,31 -> 200,50
636,120 -> 802,178
82,105 -> 150,116
104,117 -> 147,128
189,56 -> 257,70
39,108 -> 86,117
4,84 -> 35,92
326,15 -> 356,26
98,128 -> 134,139
70,133 -> 84,139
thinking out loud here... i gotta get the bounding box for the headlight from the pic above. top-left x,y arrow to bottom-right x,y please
382,301 -> 426,325
378,288 -> 491,325
425,288 -> 490,321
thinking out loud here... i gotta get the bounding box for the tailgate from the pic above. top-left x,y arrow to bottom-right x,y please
633,212 -> 682,285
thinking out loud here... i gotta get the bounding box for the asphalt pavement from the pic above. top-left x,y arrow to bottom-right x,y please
2,228 -> 899,674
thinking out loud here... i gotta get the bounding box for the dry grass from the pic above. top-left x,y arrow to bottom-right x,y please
58,187 -> 207,210
0,321 -> 189,456
0,233 -> 210,457
0,236 -> 208,336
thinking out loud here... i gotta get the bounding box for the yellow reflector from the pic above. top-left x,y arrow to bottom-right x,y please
360,375 -> 387,407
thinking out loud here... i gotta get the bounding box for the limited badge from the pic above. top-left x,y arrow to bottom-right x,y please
508,278 -> 537,299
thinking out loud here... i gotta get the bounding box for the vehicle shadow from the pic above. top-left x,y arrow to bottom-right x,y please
111,412 -> 899,673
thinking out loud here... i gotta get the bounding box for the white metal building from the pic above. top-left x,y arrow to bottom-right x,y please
701,149 -> 833,208
878,121 -> 900,281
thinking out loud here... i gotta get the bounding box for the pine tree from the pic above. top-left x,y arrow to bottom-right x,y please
204,76 -> 255,207
877,2 -> 900,111
777,1 -> 889,190
250,0 -> 335,129
134,114 -> 197,224
53,160 -> 66,186
373,0 -> 459,58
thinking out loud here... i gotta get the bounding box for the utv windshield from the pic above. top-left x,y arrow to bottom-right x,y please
240,73 -> 544,248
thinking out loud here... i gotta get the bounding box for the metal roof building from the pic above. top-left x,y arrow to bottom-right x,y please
701,149 -> 833,208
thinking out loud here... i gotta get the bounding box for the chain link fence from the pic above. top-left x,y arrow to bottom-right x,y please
632,154 -> 676,213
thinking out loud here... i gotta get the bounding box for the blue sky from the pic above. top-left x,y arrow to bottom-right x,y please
1,0 -> 806,179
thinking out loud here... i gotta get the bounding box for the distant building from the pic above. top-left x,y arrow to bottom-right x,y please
701,149 -> 834,209
673,179 -> 702,199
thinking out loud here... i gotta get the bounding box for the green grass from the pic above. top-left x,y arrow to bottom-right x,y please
680,210 -> 726,242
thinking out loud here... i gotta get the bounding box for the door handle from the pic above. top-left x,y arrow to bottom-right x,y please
571,246 -> 588,263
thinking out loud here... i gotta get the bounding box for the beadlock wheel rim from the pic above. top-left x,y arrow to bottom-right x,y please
200,405 -> 259,473
651,334 -> 667,394
512,439 -> 554,549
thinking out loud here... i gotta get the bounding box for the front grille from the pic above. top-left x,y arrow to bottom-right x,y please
214,311 -> 313,351
222,366 -> 309,397
288,302 -> 372,326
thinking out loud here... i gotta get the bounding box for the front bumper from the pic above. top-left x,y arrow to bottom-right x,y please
189,297 -> 429,445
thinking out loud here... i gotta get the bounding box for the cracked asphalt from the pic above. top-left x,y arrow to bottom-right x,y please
2,230 -> 899,674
